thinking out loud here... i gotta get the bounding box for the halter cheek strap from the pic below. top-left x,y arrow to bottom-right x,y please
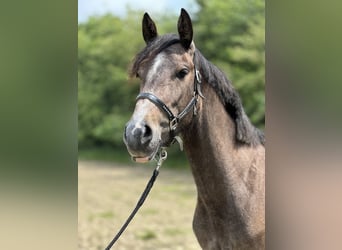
136,66 -> 203,133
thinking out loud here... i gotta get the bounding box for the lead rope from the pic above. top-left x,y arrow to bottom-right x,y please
104,148 -> 168,250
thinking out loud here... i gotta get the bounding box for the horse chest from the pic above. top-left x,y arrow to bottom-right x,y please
193,196 -> 264,249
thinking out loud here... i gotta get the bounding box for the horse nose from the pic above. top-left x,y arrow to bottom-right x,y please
124,121 -> 153,151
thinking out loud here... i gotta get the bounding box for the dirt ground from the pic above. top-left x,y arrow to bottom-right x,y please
78,160 -> 201,250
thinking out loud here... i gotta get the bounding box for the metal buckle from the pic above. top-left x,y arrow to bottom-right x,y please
195,69 -> 202,83
195,70 -> 205,99
170,118 -> 178,130
156,148 -> 167,170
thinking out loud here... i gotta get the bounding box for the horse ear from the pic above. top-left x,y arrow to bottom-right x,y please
177,8 -> 193,49
142,13 -> 158,44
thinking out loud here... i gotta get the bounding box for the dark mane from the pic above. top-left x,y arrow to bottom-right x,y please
130,34 -> 265,146
194,50 -> 265,146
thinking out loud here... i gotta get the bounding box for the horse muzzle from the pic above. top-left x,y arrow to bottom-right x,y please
123,119 -> 161,162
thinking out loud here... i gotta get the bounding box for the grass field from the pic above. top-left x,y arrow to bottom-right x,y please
78,160 -> 201,250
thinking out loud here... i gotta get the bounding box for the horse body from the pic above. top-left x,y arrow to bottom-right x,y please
183,82 -> 265,249
124,9 -> 265,249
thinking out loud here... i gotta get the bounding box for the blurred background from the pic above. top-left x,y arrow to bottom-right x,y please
78,1 -> 264,249
78,0 -> 265,164
1,0 -> 341,249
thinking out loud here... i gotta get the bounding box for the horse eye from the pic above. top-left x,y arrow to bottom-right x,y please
176,68 -> 189,79
136,73 -> 140,78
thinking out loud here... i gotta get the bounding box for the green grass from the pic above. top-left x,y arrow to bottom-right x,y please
141,208 -> 158,215
164,228 -> 184,236
97,211 -> 115,218
87,211 -> 115,221
136,230 -> 157,241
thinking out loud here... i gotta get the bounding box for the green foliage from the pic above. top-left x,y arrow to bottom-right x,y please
194,0 -> 265,127
78,14 -> 141,147
78,2 -> 265,153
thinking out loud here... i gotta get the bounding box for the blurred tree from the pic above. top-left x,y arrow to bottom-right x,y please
194,0 -> 265,127
78,2 -> 264,150
78,13 -> 141,147
78,11 -> 177,148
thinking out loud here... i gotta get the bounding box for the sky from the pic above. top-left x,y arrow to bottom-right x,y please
78,0 -> 198,23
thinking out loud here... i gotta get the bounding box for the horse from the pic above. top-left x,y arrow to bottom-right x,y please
123,9 -> 265,249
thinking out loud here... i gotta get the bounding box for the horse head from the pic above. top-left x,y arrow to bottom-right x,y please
124,9 -> 200,162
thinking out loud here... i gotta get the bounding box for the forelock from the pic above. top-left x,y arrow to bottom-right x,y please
130,34 -> 180,77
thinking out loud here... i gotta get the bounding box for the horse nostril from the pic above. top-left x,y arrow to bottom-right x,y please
141,124 -> 152,144
124,121 -> 153,151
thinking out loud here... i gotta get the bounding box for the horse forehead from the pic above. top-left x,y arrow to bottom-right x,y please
145,53 -> 171,76
148,53 -> 167,74
144,48 -> 193,82
148,51 -> 191,71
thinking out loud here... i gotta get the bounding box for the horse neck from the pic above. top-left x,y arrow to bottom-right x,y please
182,81 -> 265,212
183,82 -> 233,193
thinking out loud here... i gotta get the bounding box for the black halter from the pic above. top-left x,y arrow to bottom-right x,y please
136,53 -> 204,137
105,41 -> 204,250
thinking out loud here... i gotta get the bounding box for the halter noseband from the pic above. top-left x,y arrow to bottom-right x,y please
136,57 -> 204,140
